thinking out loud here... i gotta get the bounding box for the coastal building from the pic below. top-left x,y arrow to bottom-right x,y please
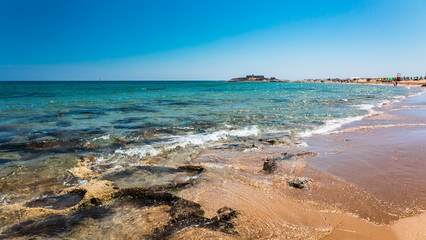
229,74 -> 287,82
246,74 -> 265,79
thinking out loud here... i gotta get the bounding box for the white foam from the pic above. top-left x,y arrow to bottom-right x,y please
77,179 -> 88,186
394,95 -> 406,99
91,125 -> 260,170
378,100 -> 391,107
201,162 -> 236,169
87,135 -> 111,146
182,175 -> 200,181
0,194 -> 8,205
298,115 -> 365,138
114,145 -> 158,158
93,144 -> 159,171
296,141 -> 309,147
94,134 -> 110,140
243,147 -> 260,152
166,125 -> 260,150
407,89 -> 426,98
299,103 -> 378,138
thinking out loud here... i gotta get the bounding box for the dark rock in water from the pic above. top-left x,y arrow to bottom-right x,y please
1,206 -> 112,239
111,105 -> 157,113
98,165 -> 202,189
288,177 -> 313,189
99,165 -> 184,180
169,199 -> 205,223
42,128 -> 105,139
177,165 -> 204,174
113,138 -> 128,147
114,181 -> 193,203
190,121 -> 217,131
29,113 -> 61,123
262,157 -> 277,174
111,117 -> 148,125
0,130 -> 109,156
0,158 -> 16,164
258,138 -> 276,145
105,165 -> 176,176
85,144 -> 98,150
56,121 -> 72,127
151,200 -> 238,238
2,173 -> 236,239
214,143 -> 256,151
66,108 -> 106,116
212,207 -> 238,223
280,151 -> 315,161
25,189 -> 86,210
115,184 -> 239,238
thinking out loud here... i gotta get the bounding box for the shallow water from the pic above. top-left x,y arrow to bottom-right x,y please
0,81 -> 415,206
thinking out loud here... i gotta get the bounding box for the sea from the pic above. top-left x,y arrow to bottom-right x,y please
0,81 -> 416,205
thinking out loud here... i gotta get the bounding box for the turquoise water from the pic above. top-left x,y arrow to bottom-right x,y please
0,81 -> 414,205
0,81 -> 412,159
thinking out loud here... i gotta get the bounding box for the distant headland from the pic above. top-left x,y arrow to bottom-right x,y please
229,74 -> 289,82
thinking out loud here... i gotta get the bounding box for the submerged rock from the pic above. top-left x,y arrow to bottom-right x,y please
1,206 -> 113,239
214,143 -> 257,151
84,144 -> 98,150
151,200 -> 239,238
25,189 -> 86,210
169,199 -> 205,223
258,138 -> 277,145
288,177 -> 313,189
260,151 -> 316,175
212,207 -> 238,222
0,162 -> 238,239
68,156 -> 99,180
177,165 -> 204,174
97,165 -> 201,189
262,157 -> 277,174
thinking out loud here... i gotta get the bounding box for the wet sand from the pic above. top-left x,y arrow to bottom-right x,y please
174,90 -> 426,239
1,89 -> 425,239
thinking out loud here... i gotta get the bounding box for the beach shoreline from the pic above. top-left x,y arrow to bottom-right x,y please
174,86 -> 426,239
298,79 -> 426,87
0,83 -> 425,239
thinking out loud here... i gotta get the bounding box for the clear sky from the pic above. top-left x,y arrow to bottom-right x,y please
1,0 -> 425,80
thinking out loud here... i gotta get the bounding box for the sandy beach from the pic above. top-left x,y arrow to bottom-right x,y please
302,79 -> 426,87
171,88 -> 426,239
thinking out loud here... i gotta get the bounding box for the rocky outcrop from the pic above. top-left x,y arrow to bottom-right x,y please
0,164 -> 239,239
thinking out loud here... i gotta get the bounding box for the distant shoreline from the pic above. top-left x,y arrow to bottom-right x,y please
297,79 -> 426,86
228,76 -> 426,86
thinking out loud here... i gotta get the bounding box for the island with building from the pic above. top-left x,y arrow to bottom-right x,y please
229,74 -> 289,82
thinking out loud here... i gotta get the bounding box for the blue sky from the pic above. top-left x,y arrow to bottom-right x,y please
1,0 -> 425,80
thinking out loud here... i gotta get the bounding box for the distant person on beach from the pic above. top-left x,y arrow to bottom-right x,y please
393,80 -> 398,86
